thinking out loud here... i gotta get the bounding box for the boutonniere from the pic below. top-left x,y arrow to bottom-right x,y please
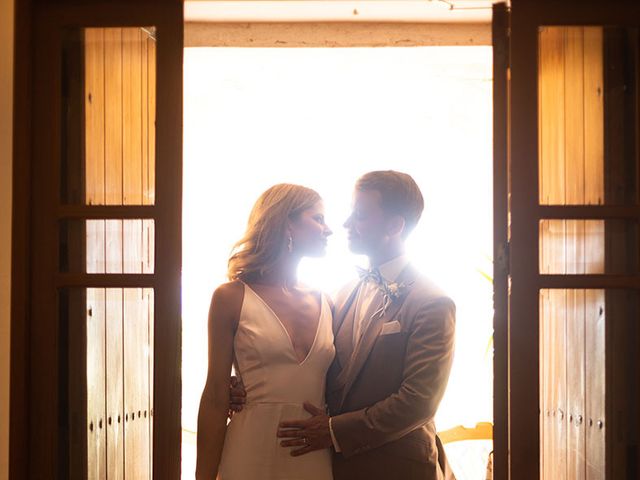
373,279 -> 413,318
356,266 -> 413,318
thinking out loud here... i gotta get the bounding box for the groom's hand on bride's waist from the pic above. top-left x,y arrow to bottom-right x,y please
277,402 -> 332,456
228,375 -> 246,418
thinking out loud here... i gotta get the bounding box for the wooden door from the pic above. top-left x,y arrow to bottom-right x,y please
16,2 -> 183,479
501,1 -> 640,479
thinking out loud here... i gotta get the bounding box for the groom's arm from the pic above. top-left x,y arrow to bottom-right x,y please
330,296 -> 455,457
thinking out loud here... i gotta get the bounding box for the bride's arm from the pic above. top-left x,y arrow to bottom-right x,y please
196,282 -> 243,480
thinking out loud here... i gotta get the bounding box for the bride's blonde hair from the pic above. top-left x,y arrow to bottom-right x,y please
227,184 -> 321,282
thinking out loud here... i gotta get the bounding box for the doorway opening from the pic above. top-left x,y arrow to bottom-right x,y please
181,41 -> 494,479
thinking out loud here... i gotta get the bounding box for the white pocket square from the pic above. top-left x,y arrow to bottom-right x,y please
380,320 -> 402,335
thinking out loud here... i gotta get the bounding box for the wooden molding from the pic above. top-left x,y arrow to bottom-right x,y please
185,21 -> 491,47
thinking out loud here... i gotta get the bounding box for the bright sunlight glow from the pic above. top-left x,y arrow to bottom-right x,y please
183,45 -> 493,479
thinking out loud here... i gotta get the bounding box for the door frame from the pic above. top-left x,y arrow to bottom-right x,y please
11,2 -> 499,478
492,4 -> 509,480
12,7 -> 498,477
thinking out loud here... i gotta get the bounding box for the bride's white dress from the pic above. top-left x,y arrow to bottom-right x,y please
218,283 -> 335,480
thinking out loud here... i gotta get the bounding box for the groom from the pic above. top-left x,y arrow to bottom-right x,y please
231,171 -> 456,478
277,170 -> 457,480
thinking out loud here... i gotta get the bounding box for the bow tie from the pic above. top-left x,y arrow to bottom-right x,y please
356,266 -> 384,285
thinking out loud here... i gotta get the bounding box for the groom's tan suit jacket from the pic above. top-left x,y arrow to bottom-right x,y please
326,264 -> 456,480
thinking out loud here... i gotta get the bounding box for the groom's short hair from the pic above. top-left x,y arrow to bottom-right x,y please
356,170 -> 424,237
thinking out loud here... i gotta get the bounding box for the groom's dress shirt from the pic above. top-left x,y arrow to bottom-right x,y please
330,255 -> 409,452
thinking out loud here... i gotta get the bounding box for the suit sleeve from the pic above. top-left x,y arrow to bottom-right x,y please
330,296 -> 455,457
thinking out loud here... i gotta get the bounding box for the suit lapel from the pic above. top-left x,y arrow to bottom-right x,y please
334,298 -> 357,370
332,281 -> 361,370
337,264 -> 418,410
333,281 -> 361,336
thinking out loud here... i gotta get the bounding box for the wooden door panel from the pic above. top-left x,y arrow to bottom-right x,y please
87,220 -> 106,274
551,289 -> 567,479
106,220 -> 124,274
104,29 -> 124,206
124,288 -> 151,479
85,29 -> 106,206
540,220 -> 567,274
86,26 -> 156,209
122,28 -> 144,206
146,38 -> 156,207
539,27 -> 607,207
146,288 -> 154,470
106,288 -> 125,480
565,220 -> 585,274
141,36 -> 150,208
539,27 -> 566,205
583,28 -> 605,205
584,221 -> 605,274
539,290 -> 552,479
87,289 -> 107,480
585,289 -> 605,480
142,220 -> 155,274
123,220 -> 143,274
564,28 -> 586,205
566,289 -> 586,480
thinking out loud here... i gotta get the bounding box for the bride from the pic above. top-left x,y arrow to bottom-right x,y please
196,184 -> 335,480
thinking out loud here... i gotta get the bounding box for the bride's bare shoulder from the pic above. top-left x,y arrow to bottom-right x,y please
215,280 -> 244,295
210,280 -> 244,314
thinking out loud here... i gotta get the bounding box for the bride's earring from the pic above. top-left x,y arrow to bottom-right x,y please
287,235 -> 293,253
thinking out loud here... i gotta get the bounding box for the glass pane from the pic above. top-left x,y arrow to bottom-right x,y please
59,219 -> 155,273
61,27 -> 156,205
539,219 -> 638,274
59,287 -> 154,479
538,26 -> 638,205
539,289 -> 639,480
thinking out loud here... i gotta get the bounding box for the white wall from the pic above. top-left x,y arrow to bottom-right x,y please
0,0 -> 14,476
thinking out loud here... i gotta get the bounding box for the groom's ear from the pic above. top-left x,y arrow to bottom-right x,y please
386,215 -> 405,237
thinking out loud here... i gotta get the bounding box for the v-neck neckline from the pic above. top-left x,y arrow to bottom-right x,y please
243,283 -> 323,365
